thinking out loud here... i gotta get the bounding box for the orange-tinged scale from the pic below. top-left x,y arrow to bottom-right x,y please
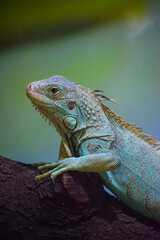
128,127 -> 138,131
133,130 -> 143,134
145,138 -> 158,143
125,124 -> 136,129
137,134 -> 151,139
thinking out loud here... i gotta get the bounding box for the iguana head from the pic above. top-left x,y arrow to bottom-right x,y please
26,75 -> 115,137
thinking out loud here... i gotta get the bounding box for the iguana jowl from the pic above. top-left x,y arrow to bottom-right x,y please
26,75 -> 160,223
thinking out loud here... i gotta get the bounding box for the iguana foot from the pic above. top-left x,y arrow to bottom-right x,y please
35,158 -> 76,183
38,162 -> 59,172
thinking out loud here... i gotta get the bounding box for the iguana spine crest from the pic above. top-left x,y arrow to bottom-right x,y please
101,103 -> 160,150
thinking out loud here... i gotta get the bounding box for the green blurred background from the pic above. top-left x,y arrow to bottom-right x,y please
0,0 -> 160,164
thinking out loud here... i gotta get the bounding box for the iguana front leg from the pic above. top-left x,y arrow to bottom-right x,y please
35,150 -> 121,182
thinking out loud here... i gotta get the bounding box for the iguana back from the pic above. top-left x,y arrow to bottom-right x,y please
99,116 -> 160,221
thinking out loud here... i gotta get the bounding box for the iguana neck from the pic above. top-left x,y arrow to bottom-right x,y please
58,85 -> 115,150
71,86 -> 115,150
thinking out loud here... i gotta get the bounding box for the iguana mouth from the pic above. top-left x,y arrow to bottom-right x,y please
26,89 -> 47,107
26,83 -> 56,127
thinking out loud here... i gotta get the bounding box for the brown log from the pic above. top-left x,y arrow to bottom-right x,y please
0,156 -> 160,240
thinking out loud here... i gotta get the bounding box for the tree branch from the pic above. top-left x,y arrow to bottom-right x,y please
0,156 -> 160,240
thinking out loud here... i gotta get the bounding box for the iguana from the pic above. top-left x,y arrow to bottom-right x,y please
26,75 -> 160,223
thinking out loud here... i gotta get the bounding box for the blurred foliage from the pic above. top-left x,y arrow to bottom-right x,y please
0,18 -> 160,163
0,0 -> 146,46
0,0 -> 160,164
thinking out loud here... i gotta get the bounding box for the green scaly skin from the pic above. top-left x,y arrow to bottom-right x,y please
26,75 -> 160,223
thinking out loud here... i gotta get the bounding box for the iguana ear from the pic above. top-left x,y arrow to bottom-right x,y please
63,116 -> 77,130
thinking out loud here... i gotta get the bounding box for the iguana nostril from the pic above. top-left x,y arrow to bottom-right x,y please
28,84 -> 32,91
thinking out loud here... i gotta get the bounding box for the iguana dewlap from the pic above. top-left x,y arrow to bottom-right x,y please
26,75 -> 160,223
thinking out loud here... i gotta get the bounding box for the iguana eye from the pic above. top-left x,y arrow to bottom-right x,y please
50,87 -> 59,94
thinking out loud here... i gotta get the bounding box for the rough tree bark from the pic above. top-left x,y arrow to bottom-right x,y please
0,156 -> 160,240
